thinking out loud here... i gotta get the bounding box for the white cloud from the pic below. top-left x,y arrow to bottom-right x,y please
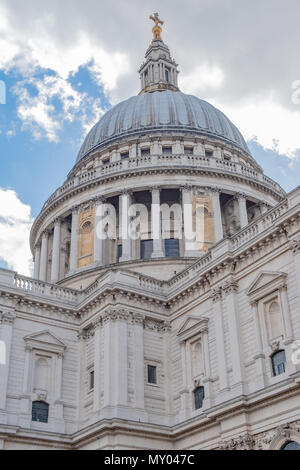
0,188 -> 33,276
180,64 -> 225,95
215,96 -> 300,159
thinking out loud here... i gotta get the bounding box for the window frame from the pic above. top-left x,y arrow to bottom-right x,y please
32,400 -> 49,424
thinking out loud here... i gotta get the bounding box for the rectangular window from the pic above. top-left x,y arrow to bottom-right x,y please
141,240 -> 153,259
162,146 -> 172,155
102,158 -> 110,165
141,148 -> 150,156
165,239 -> 180,257
205,150 -> 213,158
147,365 -> 157,384
184,146 -> 194,155
89,370 -> 94,390
165,69 -> 169,82
121,152 -> 129,160
117,244 -> 123,261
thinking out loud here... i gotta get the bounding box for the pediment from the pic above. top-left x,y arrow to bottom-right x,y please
247,271 -> 287,299
177,315 -> 209,342
24,330 -> 66,354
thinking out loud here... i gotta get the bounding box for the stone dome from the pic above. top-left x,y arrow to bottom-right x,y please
77,91 -> 250,163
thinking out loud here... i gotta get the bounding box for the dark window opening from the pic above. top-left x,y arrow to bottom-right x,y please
102,158 -> 110,165
165,69 -> 169,82
205,150 -> 213,158
141,148 -> 150,156
121,152 -> 129,160
194,386 -> 205,410
162,146 -> 172,155
117,244 -> 123,261
141,240 -> 153,259
147,365 -> 157,384
271,350 -> 286,376
89,370 -> 94,390
32,401 -> 49,423
184,147 -> 194,155
165,239 -> 180,257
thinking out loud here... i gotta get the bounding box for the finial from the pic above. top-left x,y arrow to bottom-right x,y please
149,12 -> 164,42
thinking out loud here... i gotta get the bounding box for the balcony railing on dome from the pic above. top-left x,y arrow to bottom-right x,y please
41,154 -> 284,210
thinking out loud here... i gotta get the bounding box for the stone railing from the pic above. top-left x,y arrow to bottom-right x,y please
41,154 -> 284,210
12,274 -> 79,303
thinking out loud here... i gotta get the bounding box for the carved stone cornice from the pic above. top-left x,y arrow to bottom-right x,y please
131,313 -> 144,325
143,318 -> 171,333
219,433 -> 255,450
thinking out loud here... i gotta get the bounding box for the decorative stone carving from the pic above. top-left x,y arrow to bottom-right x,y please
289,237 -> 300,254
253,422 -> 300,450
223,278 -> 238,295
219,433 -> 255,450
0,311 -> 16,325
210,287 -> 222,303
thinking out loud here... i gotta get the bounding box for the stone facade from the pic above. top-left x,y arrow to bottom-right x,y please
0,29 -> 299,451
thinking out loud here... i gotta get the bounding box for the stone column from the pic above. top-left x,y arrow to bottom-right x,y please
223,279 -> 244,392
93,318 -> 102,413
237,193 -> 248,228
0,312 -> 15,423
211,189 -> 223,242
151,187 -> 164,258
115,311 -> 128,406
132,315 -> 145,410
94,198 -> 105,266
251,301 -> 267,389
33,243 -> 41,279
211,289 -> 229,394
181,186 -> 196,256
69,206 -> 79,273
103,312 -> 115,408
119,191 -> 132,262
39,231 -> 49,282
51,218 -> 61,283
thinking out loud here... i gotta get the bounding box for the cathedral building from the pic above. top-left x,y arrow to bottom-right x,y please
0,16 -> 300,450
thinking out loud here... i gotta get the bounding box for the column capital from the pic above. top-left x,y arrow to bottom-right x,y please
0,311 -> 16,325
150,186 -> 162,193
120,189 -> 133,197
289,237 -> 300,254
34,242 -> 41,251
53,216 -> 63,226
210,287 -> 222,303
180,184 -> 193,192
235,192 -> 247,200
41,229 -> 50,239
223,278 -> 239,296
71,204 -> 80,214
93,196 -> 107,206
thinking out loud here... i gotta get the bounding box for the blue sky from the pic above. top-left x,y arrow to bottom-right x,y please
0,0 -> 300,276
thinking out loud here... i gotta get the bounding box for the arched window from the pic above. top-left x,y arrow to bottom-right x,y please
32,401 -> 49,423
194,386 -> 205,410
79,221 -> 93,258
271,350 -> 286,376
281,441 -> 300,450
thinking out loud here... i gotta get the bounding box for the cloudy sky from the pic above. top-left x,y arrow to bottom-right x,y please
0,0 -> 300,276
